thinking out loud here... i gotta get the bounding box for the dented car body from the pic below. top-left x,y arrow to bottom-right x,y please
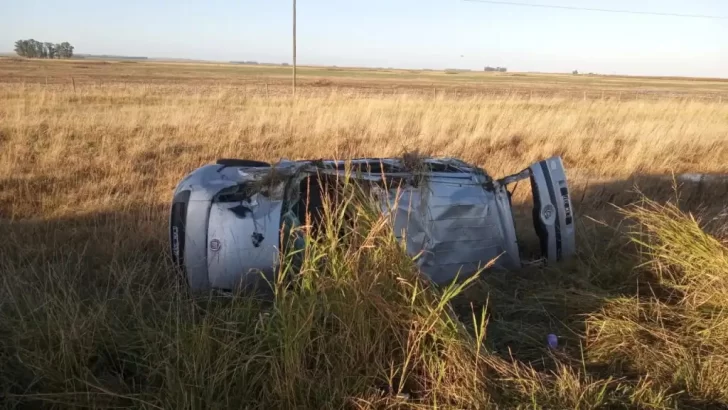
170,156 -> 576,292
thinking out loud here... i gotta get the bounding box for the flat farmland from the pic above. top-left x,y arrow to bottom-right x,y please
4,57 -> 728,99
1,58 -> 728,408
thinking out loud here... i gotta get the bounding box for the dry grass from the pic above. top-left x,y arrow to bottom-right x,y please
1,81 -> 727,218
1,59 -> 727,408
4,57 -> 728,99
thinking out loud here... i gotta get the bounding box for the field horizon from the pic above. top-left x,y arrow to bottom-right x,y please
1,58 -> 727,409
4,55 -> 728,81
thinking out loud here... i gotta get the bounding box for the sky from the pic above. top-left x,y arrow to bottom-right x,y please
1,0 -> 727,77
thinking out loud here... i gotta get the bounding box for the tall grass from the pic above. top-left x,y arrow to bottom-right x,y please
0,178 -> 521,408
586,199 -> 728,406
1,80 -> 727,408
2,84 -> 726,219
2,175 -> 727,408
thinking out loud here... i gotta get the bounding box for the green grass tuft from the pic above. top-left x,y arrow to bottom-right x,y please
1,188 -> 727,408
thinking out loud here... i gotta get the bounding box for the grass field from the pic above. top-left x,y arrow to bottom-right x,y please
4,57 -> 728,99
1,58 -> 728,408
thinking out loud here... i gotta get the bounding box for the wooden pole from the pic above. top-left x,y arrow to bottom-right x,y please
292,0 -> 297,97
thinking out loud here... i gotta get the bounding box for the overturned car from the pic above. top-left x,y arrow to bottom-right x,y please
170,156 -> 576,292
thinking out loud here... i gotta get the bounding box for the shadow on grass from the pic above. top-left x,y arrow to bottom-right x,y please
0,203 -> 174,294
0,173 -> 725,408
453,173 -> 727,408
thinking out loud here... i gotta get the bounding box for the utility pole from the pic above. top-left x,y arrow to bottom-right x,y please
293,0 -> 297,97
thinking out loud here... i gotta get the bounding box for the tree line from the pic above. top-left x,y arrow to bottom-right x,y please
14,39 -> 74,59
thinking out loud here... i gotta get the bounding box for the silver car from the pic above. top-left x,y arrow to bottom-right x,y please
170,156 -> 576,292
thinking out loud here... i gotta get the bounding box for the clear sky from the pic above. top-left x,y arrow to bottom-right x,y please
1,0 -> 726,77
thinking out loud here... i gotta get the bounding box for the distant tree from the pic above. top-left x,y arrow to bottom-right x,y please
14,40 -> 27,57
30,39 -> 42,58
572,70 -> 579,75
58,42 -> 74,58
15,39 -> 40,58
13,39 -> 74,59
44,42 -> 56,59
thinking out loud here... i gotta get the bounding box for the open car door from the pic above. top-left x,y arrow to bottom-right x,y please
528,156 -> 576,262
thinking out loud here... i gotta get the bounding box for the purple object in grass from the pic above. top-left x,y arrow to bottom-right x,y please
547,334 -> 558,349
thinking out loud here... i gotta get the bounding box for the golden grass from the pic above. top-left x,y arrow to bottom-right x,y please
1,60 -> 728,408
4,57 -> 728,99
1,82 -> 727,219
